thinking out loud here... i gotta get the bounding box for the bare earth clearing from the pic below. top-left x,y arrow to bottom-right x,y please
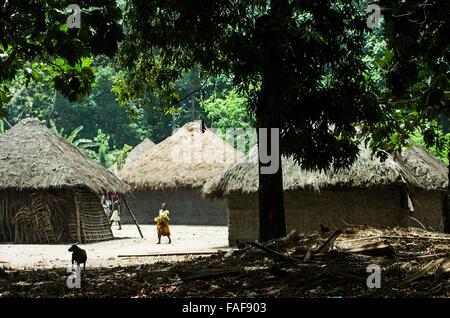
0,225 -> 449,298
0,225 -> 229,269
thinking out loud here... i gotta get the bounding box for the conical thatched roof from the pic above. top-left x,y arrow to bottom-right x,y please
118,121 -> 243,190
202,143 -> 448,199
123,138 -> 155,168
0,118 -> 128,194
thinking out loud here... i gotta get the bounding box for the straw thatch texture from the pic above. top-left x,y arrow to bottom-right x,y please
0,118 -> 121,243
203,143 -> 448,199
0,118 -> 128,194
118,122 -> 243,190
393,144 -> 448,190
123,138 -> 155,168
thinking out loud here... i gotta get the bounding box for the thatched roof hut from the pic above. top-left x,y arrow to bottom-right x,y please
123,138 -> 156,169
118,121 -> 242,225
202,144 -> 448,245
204,144 -> 447,198
0,118 -> 128,243
119,122 -> 241,189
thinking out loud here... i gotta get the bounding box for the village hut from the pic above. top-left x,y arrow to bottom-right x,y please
202,144 -> 448,245
118,121 -> 242,225
123,138 -> 156,169
0,118 -> 128,244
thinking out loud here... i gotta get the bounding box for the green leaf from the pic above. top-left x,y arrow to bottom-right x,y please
67,125 -> 84,143
59,24 -> 69,33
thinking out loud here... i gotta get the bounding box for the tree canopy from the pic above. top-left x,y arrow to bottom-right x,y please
1,0 -> 449,237
118,0 -> 382,169
116,0 -> 387,240
0,0 -> 122,115
368,0 -> 450,154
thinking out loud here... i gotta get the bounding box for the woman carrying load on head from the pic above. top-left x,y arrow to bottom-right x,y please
154,203 -> 171,244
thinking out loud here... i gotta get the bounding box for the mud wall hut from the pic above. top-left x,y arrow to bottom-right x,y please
118,122 -> 242,225
0,118 -> 128,244
202,144 -> 448,245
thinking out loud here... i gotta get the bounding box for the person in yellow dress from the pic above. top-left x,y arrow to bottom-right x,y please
155,203 -> 171,244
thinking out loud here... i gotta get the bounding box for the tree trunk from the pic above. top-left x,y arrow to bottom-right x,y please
258,130 -> 286,241
443,148 -> 450,233
256,0 -> 289,242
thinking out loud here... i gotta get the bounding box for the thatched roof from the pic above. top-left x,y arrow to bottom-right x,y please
123,138 -> 155,168
118,121 -> 243,190
0,118 -> 128,194
202,143 -> 448,199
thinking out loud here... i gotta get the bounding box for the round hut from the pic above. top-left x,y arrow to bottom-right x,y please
202,144 -> 448,245
123,138 -> 156,169
118,121 -> 242,225
0,118 -> 128,244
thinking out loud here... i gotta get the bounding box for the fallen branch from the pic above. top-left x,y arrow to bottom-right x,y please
346,235 -> 450,243
396,253 -> 449,260
248,241 -> 299,263
382,235 -> 450,241
316,230 -> 343,254
392,258 -> 446,286
118,252 -> 216,258
303,249 -> 312,261
338,236 -> 383,244
435,258 -> 450,279
339,241 -> 396,257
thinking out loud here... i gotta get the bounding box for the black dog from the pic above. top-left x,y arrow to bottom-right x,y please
68,244 -> 87,270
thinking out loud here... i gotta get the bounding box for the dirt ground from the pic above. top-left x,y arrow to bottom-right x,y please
0,225 -> 229,269
1,225 -> 449,298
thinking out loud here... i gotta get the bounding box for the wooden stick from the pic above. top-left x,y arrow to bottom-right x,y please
118,251 -> 216,258
73,191 -> 82,243
396,253 -> 449,260
392,258 -> 446,286
380,235 -> 450,241
316,230 -> 343,253
122,197 -> 144,238
339,241 -> 396,257
339,236 -> 384,244
248,241 -> 299,262
436,258 -> 450,279
341,235 -> 450,244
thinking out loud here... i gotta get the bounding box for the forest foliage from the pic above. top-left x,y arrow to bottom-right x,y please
0,1 -> 448,171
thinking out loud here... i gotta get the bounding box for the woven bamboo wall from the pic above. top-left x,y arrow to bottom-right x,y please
74,189 -> 113,243
0,189 -> 113,243
0,190 -> 14,242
